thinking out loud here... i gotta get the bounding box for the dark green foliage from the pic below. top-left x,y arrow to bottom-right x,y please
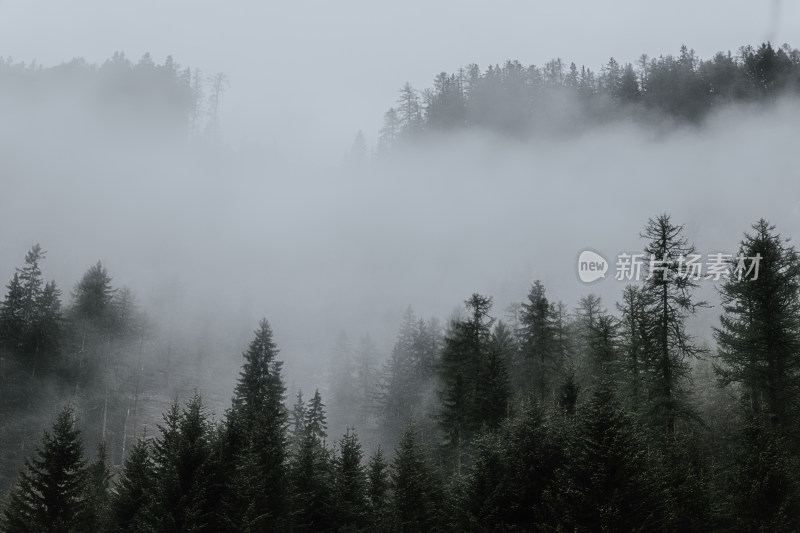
85,441 -> 112,530
451,403 -> 564,530
437,294 -> 495,474
366,446 -> 391,530
723,410 -> 800,531
378,42 -> 800,143
547,383 -> 669,532
380,307 -> 439,447
1,406 -> 92,533
641,214 -> 707,436
109,437 -> 156,533
151,393 -> 214,532
305,389 -> 328,443
617,284 -> 653,409
334,429 -> 369,532
559,370 -> 580,416
289,432 -> 335,532
520,281 -> 561,402
224,318 -> 289,531
391,424 -> 440,533
715,219 -> 800,432
0,245 -> 62,366
72,261 -> 115,325
290,390 -> 307,451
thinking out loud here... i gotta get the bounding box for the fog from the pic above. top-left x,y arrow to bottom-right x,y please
2,75 -> 799,402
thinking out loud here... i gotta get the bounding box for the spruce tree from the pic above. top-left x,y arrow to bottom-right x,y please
715,219 -> 800,432
109,437 -> 156,532
438,294 -> 494,474
305,389 -> 327,443
549,382 -> 668,531
519,281 -> 559,402
225,318 -> 289,531
151,393 -> 213,532
366,446 -> 391,530
334,429 -> 368,531
640,213 -> 707,436
2,406 -> 92,533
391,424 -> 439,533
289,431 -> 334,532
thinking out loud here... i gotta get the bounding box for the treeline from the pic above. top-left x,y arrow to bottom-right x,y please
377,42 -> 800,148
0,246 -> 209,492
3,213 -> 800,531
0,52 -> 226,139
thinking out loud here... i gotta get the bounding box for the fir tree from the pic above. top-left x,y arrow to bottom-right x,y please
715,219 -> 800,432
640,213 -> 707,436
2,406 -> 92,533
109,437 -> 156,532
334,429 -> 368,531
391,424 -> 439,533
305,389 -> 327,443
366,446 -> 391,530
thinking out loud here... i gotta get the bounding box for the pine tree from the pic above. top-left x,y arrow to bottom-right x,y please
724,409 -> 800,531
72,261 -> 115,325
549,382 -> 668,531
519,281 -> 559,402
0,245 -> 62,364
225,319 -> 289,531
151,393 -> 213,532
1,406 -> 92,533
474,324 -> 511,430
366,446 -> 391,530
289,431 -> 334,532
0,272 -> 26,353
640,214 -> 707,436
305,389 -> 327,443
391,424 -> 439,533
290,390 -> 307,452
334,429 -> 368,531
109,437 -> 156,532
85,441 -> 112,530
715,219 -> 800,432
438,294 -> 494,474
617,284 -> 653,408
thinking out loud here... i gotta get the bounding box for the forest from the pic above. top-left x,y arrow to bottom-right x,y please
1,42 -> 800,532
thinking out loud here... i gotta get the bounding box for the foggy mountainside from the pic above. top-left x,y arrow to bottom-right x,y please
2,32 -> 800,532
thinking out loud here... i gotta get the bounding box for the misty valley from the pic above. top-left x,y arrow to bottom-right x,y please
1,39 -> 800,532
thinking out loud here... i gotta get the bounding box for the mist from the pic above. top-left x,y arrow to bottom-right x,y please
2,4 -> 800,528
2,89 -> 798,393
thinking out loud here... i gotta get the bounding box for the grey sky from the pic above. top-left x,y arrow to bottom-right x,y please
1,0 -> 796,158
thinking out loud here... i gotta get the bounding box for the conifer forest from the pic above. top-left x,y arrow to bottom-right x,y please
2,4 -> 800,531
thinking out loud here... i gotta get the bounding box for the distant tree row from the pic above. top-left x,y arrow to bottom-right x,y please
377,42 -> 800,149
0,52 -> 226,140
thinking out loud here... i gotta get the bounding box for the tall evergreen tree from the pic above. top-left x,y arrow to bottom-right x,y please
548,382 -> 668,531
391,424 -> 439,533
225,318 -> 289,531
151,393 -> 214,532
72,261 -> 115,325
2,406 -> 92,533
366,446 -> 391,530
438,294 -> 494,474
334,429 -> 368,531
109,437 -> 156,532
305,389 -> 328,444
715,219 -> 800,433
640,214 -> 707,436
519,281 -> 559,402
